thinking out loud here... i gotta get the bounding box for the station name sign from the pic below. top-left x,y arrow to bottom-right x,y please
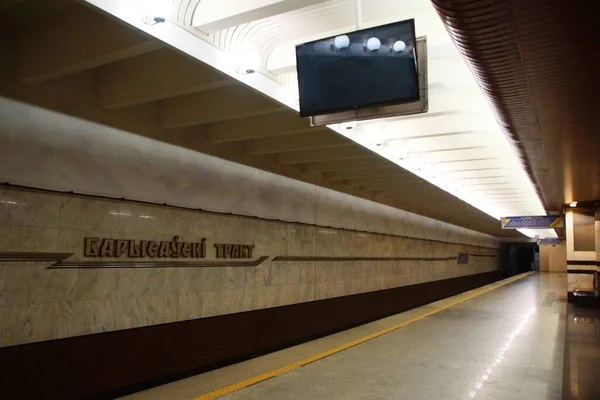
84,236 -> 255,259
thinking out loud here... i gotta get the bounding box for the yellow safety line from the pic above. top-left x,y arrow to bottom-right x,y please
192,272 -> 534,400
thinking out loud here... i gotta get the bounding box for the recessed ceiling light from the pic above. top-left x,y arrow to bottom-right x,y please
233,48 -> 261,75
340,121 -> 357,130
141,0 -> 172,25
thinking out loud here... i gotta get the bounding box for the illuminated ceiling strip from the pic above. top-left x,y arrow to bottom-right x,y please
87,0 -> 551,238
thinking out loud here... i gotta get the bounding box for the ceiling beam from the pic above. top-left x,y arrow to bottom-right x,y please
278,146 -> 373,164
165,128 -> 319,180
386,198 -> 429,207
358,182 -> 437,192
96,48 -> 233,109
305,158 -> 390,172
203,110 -> 312,143
323,167 -> 409,181
388,195 -> 465,208
165,132 -> 386,203
341,176 -> 421,188
159,85 -> 285,128
193,0 -> 329,33
15,5 -> 160,84
386,190 -> 447,199
246,130 -> 348,154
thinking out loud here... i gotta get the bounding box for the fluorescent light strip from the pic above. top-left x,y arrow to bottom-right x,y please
336,128 -> 551,238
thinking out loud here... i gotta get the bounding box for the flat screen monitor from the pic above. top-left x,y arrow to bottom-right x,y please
295,19 -> 419,117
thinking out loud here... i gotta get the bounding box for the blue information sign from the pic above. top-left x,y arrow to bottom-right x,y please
538,238 -> 565,246
501,216 -> 564,229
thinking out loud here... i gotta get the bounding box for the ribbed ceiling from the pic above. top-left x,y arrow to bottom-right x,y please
432,0 -> 600,210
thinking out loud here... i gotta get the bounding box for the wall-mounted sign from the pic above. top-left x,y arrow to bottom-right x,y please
84,237 -> 255,259
501,216 -> 564,229
538,238 -> 566,246
0,237 -> 498,270
457,253 -> 470,264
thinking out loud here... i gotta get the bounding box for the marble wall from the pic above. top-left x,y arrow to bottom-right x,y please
596,207 -> 600,264
566,207 -> 599,294
539,245 -> 566,272
0,187 -> 499,347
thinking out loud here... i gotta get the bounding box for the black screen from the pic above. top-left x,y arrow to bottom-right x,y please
296,19 -> 419,117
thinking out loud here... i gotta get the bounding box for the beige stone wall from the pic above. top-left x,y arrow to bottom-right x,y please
596,207 -> 600,263
566,207 -> 599,293
0,187 -> 499,347
539,245 -> 566,272
539,247 -> 549,272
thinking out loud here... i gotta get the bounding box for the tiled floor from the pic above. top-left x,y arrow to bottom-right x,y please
563,301 -> 600,400
124,273 -> 600,400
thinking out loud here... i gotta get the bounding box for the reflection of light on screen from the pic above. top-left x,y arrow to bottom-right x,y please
319,33 -> 413,56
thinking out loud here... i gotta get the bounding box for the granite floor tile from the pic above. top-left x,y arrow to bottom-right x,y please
123,274 -> 579,400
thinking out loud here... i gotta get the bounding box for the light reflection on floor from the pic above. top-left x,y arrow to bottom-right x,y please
469,307 -> 537,399
564,305 -> 600,399
211,273 -> 568,400
124,273 -> 600,400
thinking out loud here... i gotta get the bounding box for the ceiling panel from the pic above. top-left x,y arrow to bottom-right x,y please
432,0 -> 599,209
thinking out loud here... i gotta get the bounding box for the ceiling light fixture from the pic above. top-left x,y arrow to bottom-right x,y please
340,121 -> 357,130
141,0 -> 172,25
383,139 -> 411,160
233,48 -> 261,75
333,35 -> 350,50
366,37 -> 381,52
392,40 -> 406,53
411,158 -> 426,171
394,146 -> 409,160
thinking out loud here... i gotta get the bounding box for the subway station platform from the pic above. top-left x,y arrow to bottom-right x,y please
122,273 -> 599,400
1,2 -> 598,399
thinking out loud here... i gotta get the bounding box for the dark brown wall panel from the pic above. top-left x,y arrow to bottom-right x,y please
0,270 -> 501,400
